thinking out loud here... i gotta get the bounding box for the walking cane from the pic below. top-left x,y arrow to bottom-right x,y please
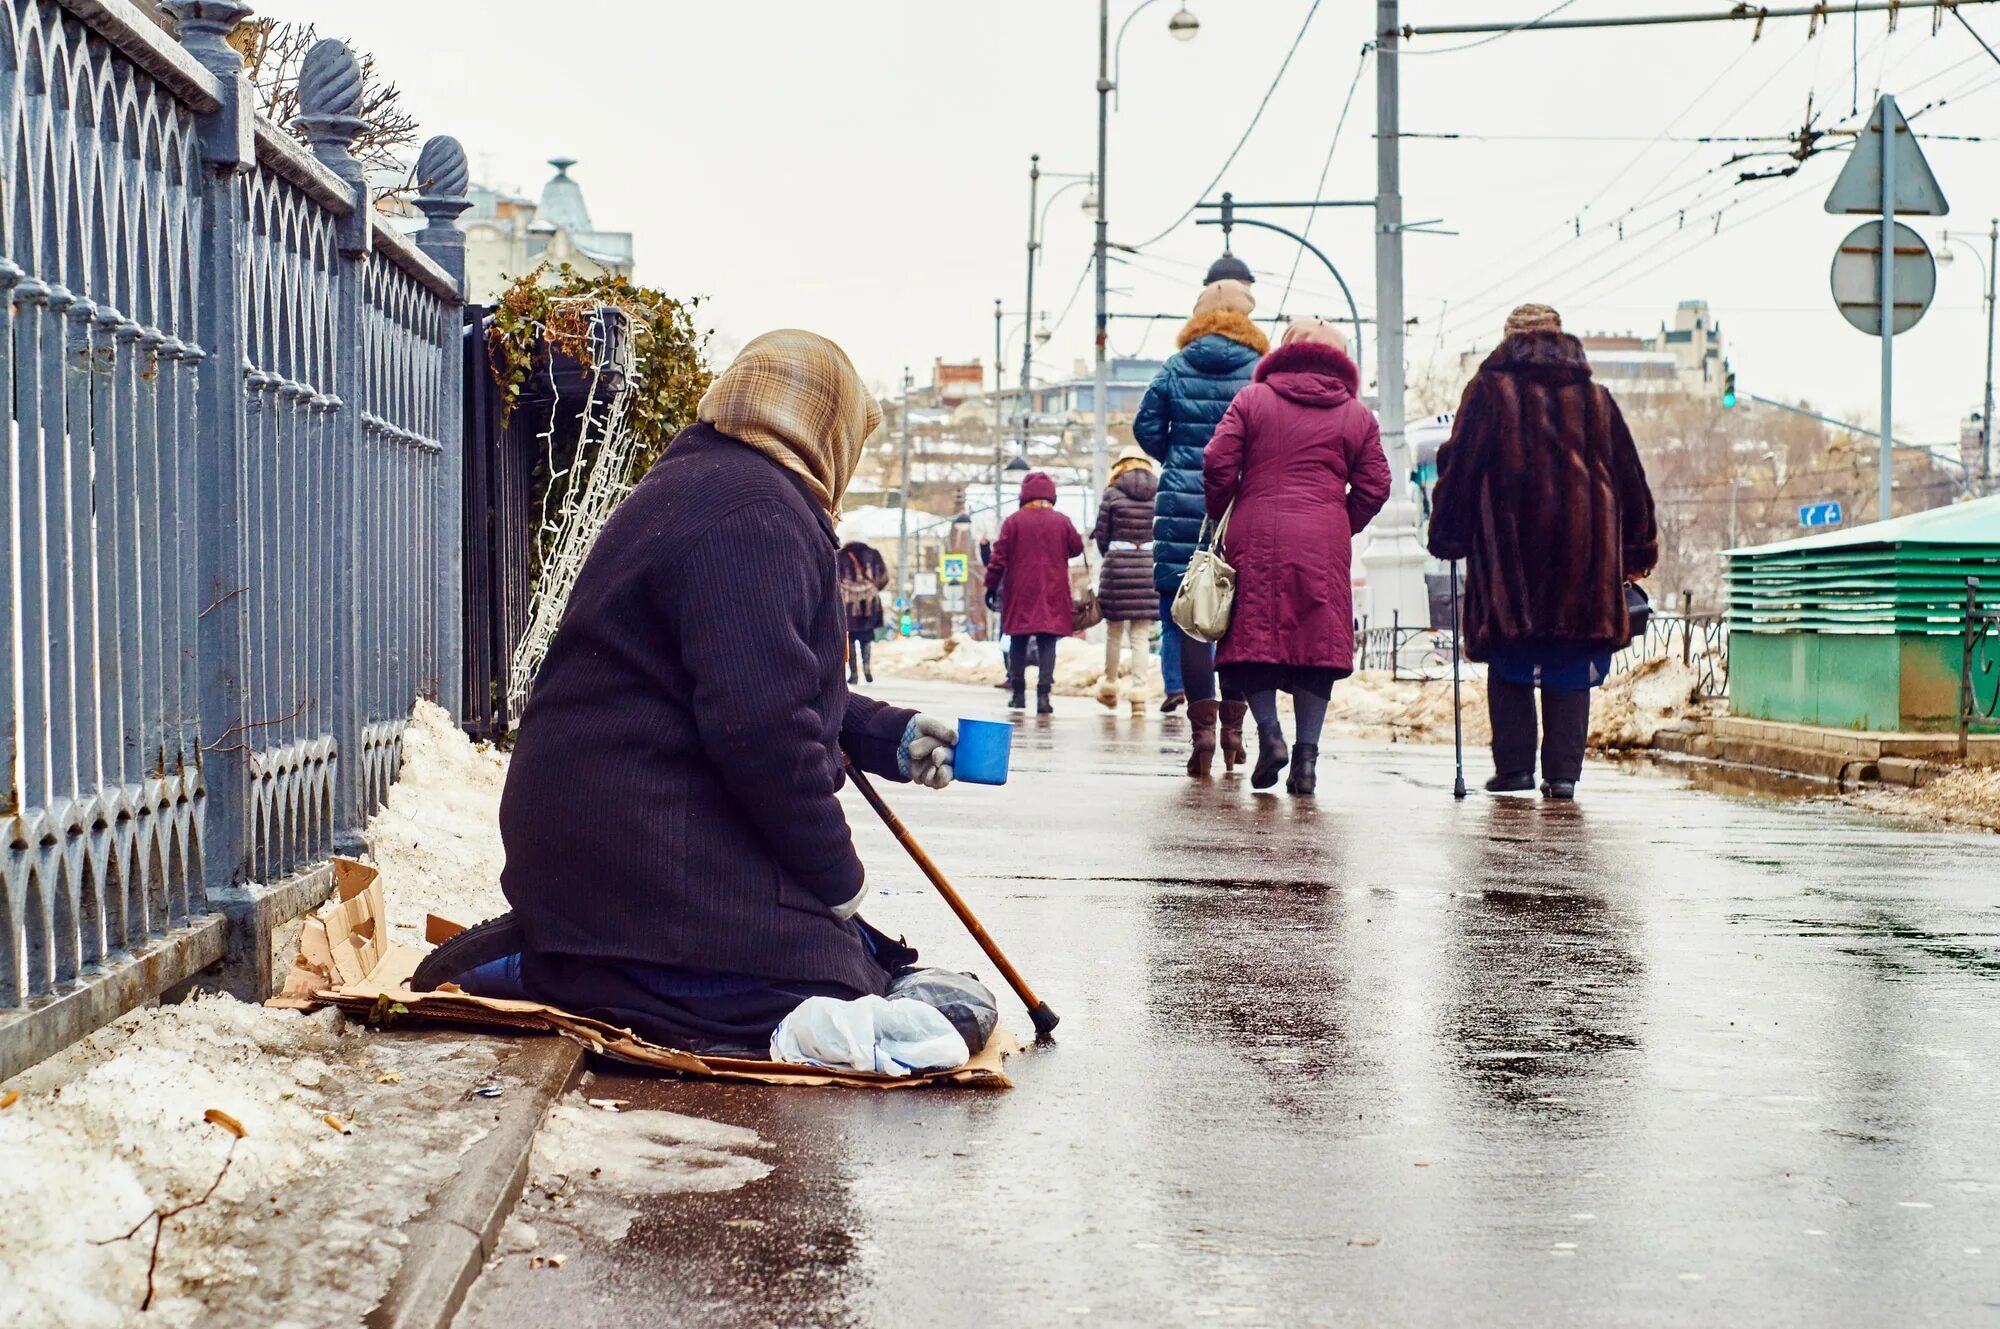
843,757 -> 1061,1037
1449,559 -> 1468,801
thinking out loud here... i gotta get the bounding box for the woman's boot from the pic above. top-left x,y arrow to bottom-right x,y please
1219,700 -> 1249,773
1251,728 -> 1289,790
1037,684 -> 1055,715
1285,744 -> 1319,796
1185,700 -> 1220,777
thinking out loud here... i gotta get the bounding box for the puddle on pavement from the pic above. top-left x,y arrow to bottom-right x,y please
1607,752 -> 1841,802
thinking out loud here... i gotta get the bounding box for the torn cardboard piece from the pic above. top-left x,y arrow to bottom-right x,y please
275,859 -> 1021,1089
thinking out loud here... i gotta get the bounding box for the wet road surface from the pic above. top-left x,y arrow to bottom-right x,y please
455,679 -> 2000,1328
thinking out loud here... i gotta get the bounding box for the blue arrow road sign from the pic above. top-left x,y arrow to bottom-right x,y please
1799,501 -> 1845,528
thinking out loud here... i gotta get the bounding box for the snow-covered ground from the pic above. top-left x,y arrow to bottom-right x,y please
0,702 -> 518,1329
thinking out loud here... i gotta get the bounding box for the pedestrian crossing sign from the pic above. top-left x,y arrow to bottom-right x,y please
940,553 -> 969,585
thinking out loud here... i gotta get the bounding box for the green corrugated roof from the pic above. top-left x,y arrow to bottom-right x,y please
1726,494 -> 2000,556
1726,497 -> 2000,631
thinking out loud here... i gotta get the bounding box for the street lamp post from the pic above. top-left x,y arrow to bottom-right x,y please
1943,219 -> 1999,495
1095,0 -> 1198,507
1020,157 -> 1095,467
896,366 -> 913,621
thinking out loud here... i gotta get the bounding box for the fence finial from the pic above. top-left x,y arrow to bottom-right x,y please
414,136 -> 472,225
295,38 -> 367,168
160,0 -> 255,48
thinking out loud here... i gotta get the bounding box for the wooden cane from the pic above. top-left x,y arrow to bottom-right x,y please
843,758 -> 1060,1036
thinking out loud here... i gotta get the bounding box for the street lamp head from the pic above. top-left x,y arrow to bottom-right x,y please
1205,251 -> 1255,286
1938,243 -> 1957,265
1004,455 -> 1032,474
1081,188 -> 1099,214
1168,4 -> 1200,41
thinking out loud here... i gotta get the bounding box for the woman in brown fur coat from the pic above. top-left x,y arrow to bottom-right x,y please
1427,304 -> 1658,800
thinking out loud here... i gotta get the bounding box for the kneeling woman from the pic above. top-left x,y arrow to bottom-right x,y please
424,331 -> 957,1055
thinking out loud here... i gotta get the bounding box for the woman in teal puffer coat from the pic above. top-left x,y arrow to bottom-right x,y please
1134,279 -> 1269,777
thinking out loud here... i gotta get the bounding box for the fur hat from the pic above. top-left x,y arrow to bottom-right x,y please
1110,441 -> 1157,479
1504,303 -> 1562,337
1193,279 -> 1256,318
1279,317 -> 1348,353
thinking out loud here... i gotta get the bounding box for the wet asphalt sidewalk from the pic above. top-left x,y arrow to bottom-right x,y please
454,678 -> 2000,1329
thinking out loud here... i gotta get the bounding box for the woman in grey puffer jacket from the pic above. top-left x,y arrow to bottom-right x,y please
1092,444 -> 1160,711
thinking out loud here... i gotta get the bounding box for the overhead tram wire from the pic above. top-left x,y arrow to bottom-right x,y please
1128,0 -> 1325,251
1394,0 -> 1582,54
1279,42 -> 1372,317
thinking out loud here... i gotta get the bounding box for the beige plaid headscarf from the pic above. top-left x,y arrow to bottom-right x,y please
698,329 -> 882,517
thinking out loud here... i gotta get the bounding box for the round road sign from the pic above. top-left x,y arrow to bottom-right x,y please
1829,220 -> 1936,336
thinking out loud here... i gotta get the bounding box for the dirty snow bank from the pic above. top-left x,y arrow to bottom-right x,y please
1321,656 -> 1716,748
873,632 -> 1161,699
0,996 -> 506,1329
365,699 -> 510,938
1589,656 -> 1720,748
1854,764 -> 2000,834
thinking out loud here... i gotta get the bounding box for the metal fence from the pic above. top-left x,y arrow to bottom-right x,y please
1353,605 -> 1731,698
0,0 -> 467,1023
1961,577 -> 1999,756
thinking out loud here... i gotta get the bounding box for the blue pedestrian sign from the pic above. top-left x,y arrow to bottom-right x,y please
1799,501 -> 1844,529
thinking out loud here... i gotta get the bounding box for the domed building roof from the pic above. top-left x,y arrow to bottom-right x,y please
537,157 -> 594,234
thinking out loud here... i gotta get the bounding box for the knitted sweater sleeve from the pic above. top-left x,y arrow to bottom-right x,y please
669,507 -> 864,910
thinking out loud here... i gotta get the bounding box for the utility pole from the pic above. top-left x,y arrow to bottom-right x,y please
1092,0 -> 1112,504
1984,219 -> 1996,493
1021,155 -> 1041,463
896,367 -> 913,619
1366,0 -> 1429,629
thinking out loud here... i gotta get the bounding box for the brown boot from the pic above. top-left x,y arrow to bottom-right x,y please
1219,700 -> 1249,773
1185,699 -> 1220,777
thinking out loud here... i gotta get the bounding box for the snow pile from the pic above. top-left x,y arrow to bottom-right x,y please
1589,656 -> 1719,749
872,632 -> 1161,698
1325,669 -> 1492,745
0,996 -> 503,1329
1856,764 -> 2000,834
365,699 -> 511,939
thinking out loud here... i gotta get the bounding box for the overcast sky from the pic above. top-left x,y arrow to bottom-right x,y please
260,0 -> 2000,445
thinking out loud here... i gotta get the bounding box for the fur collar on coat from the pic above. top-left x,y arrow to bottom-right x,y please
1481,330 -> 1593,384
1177,309 -> 1271,355
1253,339 -> 1361,396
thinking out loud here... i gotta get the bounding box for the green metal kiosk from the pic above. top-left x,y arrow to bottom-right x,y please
1726,497 -> 2000,732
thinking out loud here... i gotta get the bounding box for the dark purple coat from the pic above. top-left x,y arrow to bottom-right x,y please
499,425 -> 915,998
1091,467 -> 1160,622
1203,341 -> 1393,671
984,471 -> 1084,637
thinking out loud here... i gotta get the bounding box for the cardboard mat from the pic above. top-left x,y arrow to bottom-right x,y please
271,859 -> 1020,1089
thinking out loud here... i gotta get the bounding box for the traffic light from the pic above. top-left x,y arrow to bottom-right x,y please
1721,370 -> 1738,409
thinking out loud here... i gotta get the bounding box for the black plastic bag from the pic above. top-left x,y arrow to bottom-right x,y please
888,968 -> 999,1056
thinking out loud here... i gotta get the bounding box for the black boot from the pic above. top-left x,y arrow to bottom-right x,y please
1250,727 -> 1289,790
1008,680 -> 1027,710
1485,771 -> 1535,793
1286,744 -> 1319,796
1036,686 -> 1054,715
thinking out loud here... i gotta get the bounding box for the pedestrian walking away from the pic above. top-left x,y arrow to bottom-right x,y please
837,539 -> 890,683
1092,442 -> 1161,714
1135,276 -> 1268,774
1427,303 -> 1659,800
1203,319 -> 1391,796
417,330 -> 963,1054
985,469 -> 1084,713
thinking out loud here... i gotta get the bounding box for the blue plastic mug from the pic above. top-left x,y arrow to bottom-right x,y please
953,718 -> 1012,786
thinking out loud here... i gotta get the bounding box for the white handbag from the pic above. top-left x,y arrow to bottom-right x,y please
1171,501 -> 1237,644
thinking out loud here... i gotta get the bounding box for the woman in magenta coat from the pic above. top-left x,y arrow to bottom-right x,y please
984,470 -> 1084,713
1203,320 -> 1393,795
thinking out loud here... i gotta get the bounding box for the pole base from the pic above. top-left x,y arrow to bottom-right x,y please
1452,776 -> 1468,800
1028,1001 -> 1060,1038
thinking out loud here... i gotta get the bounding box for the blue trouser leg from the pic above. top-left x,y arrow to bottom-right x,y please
1157,593 -> 1185,694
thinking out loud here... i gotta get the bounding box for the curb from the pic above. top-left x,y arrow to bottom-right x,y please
366,1037 -> 586,1329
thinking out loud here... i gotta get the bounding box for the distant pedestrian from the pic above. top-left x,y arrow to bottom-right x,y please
1135,277 -> 1269,774
1427,303 -> 1659,801
837,540 -> 890,684
984,470 -> 1084,713
1092,443 -> 1160,713
1203,319 -> 1391,796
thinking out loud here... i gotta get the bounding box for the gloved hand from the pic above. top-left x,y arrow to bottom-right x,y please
898,715 -> 958,789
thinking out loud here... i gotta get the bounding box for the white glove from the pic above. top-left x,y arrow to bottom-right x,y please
899,715 -> 958,790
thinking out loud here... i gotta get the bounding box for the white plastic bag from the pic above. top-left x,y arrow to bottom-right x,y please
769,995 -> 970,1076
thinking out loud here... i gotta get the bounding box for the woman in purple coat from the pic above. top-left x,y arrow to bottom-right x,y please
1203,320 -> 1393,795
985,470 -> 1084,713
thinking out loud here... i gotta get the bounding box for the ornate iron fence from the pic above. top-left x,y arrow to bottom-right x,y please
1961,577 -> 1999,758
1611,609 -> 1730,699
0,0 -> 467,1035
